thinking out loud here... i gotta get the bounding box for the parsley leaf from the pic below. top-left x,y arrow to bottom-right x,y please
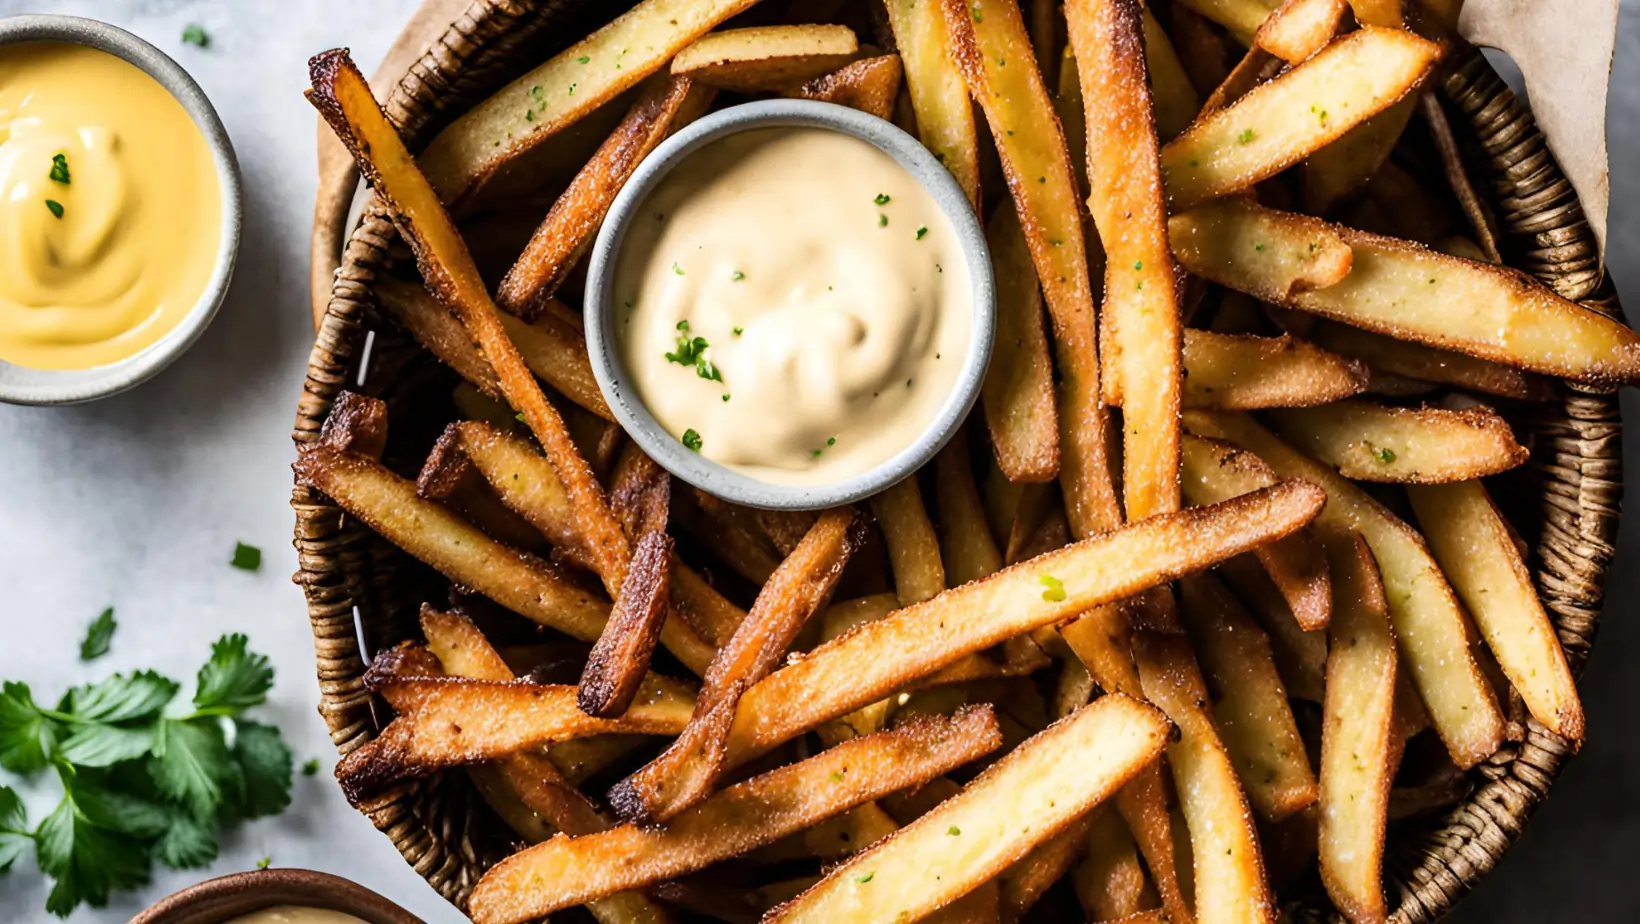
193,634 -> 273,712
62,671 -> 179,724
36,795 -> 151,917
0,786 -> 30,873
80,608 -> 116,661
181,24 -> 209,47
57,725 -> 156,768
224,721 -> 292,820
153,813 -> 217,870
49,153 -> 70,186
230,542 -> 261,571
0,682 -> 62,774
149,719 -> 232,822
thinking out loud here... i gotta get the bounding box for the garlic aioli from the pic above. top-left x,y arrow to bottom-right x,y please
225,907 -> 368,924
616,127 -> 971,485
0,42 -> 221,370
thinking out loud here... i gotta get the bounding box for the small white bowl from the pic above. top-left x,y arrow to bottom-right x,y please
0,14 -> 242,406
584,100 -> 996,511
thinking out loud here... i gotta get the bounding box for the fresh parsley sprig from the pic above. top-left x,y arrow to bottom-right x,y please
0,634 -> 294,917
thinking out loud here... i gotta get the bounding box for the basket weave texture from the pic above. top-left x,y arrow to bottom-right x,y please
289,2 -> 1625,919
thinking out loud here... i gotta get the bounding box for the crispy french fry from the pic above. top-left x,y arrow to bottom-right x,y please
1180,573 -> 1318,821
1408,481 -> 1584,743
418,0 -> 763,205
1183,329 -> 1370,410
1318,535 -> 1399,924
1159,27 -> 1441,209
981,204 -> 1060,483
766,695 -> 1170,924
1140,9 -> 1201,142
1172,0 -> 1280,43
672,25 -> 860,91
1307,320 -> 1554,401
1134,632 -> 1275,924
1065,0 -> 1183,526
579,530 -> 674,718
871,479 -> 948,605
1185,410 -> 1504,767
335,675 -> 694,802
947,0 -> 1123,541
791,54 -> 904,119
999,813 -> 1096,922
1180,433 -> 1331,629
1005,482 -> 1070,565
725,483 -> 1324,766
1198,45 -> 1283,119
1177,211 -> 1640,385
1270,400 -> 1529,483
936,431 -> 1006,585
613,508 -> 868,822
751,803 -> 901,863
1216,554 -> 1327,701
495,76 -> 711,318
317,391 -> 388,459
884,0 -> 981,207
1301,96 -> 1418,215
1259,0 -> 1346,63
1169,199 -> 1354,300
308,51 -> 636,603
420,607 -> 514,682
293,446 -> 613,642
466,707 -> 1004,924
1073,805 -> 1158,920
678,491 -> 783,584
416,438 -> 552,554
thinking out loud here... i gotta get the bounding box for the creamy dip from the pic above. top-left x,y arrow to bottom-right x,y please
226,907 -> 368,924
615,126 -> 971,486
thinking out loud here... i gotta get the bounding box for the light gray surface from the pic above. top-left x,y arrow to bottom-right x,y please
0,2 -> 1633,923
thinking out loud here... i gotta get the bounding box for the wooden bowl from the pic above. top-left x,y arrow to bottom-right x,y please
130,870 -> 423,924
291,2 -> 1625,921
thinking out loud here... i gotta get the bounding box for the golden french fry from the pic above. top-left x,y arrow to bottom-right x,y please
1065,0 -> 1183,527
751,803 -> 901,864
946,0 -> 1123,541
613,509 -> 868,822
1169,199 -> 1354,300
1259,0 -> 1347,63
1185,410 -> 1504,768
1073,805 -> 1159,920
418,0 -> 762,205
1173,0 -> 1280,42
936,430 -> 1006,585
496,75 -> 711,318
981,204 -> 1060,483
1160,27 -> 1441,209
671,24 -> 860,91
1318,535 -> 1399,924
884,0 -> 981,207
1183,328 -> 1369,410
1308,320 -> 1554,402
466,707 -> 1003,924
1000,813 -> 1097,922
1301,97 -> 1418,215
871,478 -> 948,605
1216,554 -> 1327,701
1408,481 -> 1584,743
1270,400 -> 1529,483
1180,573 -> 1318,821
1141,8 -> 1202,142
791,54 -> 904,120
677,490 -> 783,584
766,695 -> 1170,924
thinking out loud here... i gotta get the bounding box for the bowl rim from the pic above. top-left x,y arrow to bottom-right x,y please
128,868 -> 425,924
0,13 -> 243,406
583,98 -> 996,511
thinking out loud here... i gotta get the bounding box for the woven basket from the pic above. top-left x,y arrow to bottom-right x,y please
290,2 -> 1624,919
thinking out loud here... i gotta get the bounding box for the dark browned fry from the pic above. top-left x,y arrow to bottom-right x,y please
416,429 -> 551,553
579,530 -> 675,718
678,489 -> 783,584
792,54 -> 905,120
317,391 -> 388,459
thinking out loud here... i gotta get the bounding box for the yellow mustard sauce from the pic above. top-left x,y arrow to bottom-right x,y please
0,42 -> 221,370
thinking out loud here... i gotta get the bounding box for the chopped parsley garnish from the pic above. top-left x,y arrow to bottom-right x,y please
721,393 -> 731,402
857,872 -> 875,883
1237,128 -> 1256,144
948,826 -> 961,836
1133,260 -> 1143,270
568,83 -> 576,95
827,437 -> 837,446
878,214 -> 889,227
732,326 -> 744,336
916,226 -> 928,240
672,262 -> 685,275
44,200 -> 63,219
731,270 -> 745,282
1369,444 -> 1397,464
302,758 -> 321,776
231,542 -> 262,572
665,327 -> 722,382
830,770 -> 845,782
256,856 -> 272,870
48,154 -> 70,186
182,24 -> 210,47
810,449 -> 823,458
1254,243 -> 1266,251
80,608 -> 116,661
875,193 -> 891,205
682,429 -> 703,451
578,55 -> 591,64
1039,574 -> 1067,602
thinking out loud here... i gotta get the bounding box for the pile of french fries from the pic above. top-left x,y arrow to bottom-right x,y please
300,0 -> 1633,921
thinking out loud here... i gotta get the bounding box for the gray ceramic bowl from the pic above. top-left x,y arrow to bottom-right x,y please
0,14 -> 242,406
585,99 -> 995,510
130,869 -> 424,924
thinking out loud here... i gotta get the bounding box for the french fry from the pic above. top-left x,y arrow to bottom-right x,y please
292,446 -> 613,643
765,695 -> 1170,924
981,205 -> 1060,484
1169,199 -> 1354,300
999,813 -> 1097,922
1270,400 -> 1529,483
308,51 -> 636,604
946,0 -> 1124,541
466,707 -> 1004,924
1259,0 -> 1347,63
871,479 -> 948,605
1185,410 -> 1504,767
671,25 -> 861,91
612,508 -> 868,822
1065,0 -> 1183,527
751,803 -> 901,863
1176,211 -> 1640,385
1318,535 -> 1399,924
1301,97 -> 1419,215
1216,554 -> 1327,701
1179,573 -> 1318,821
936,431 -> 1006,585
791,54 -> 904,119
1408,481 -> 1584,743
1140,9 -> 1202,142
1182,329 -> 1370,410
1180,433 -> 1331,630
335,675 -> 695,802
1309,319 -> 1554,401
1134,632 -> 1275,924
884,0 -> 981,207
1159,27 -> 1441,210
677,491 -> 783,584
495,75 -> 712,319
317,391 -> 388,459
579,530 -> 674,717
417,0 -> 763,206
416,435 -> 552,554
1073,805 -> 1159,920
1172,0 -> 1280,43
1005,482 -> 1070,565
724,483 -> 1324,766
